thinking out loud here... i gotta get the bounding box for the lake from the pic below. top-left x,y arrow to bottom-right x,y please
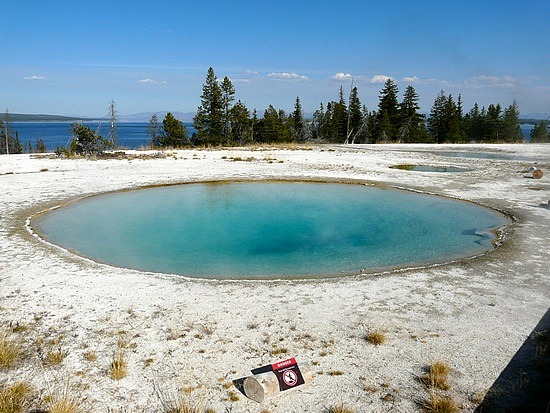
11,122 -> 536,152
12,122 -> 196,151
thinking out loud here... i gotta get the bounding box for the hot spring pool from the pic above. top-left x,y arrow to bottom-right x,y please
32,181 -> 509,279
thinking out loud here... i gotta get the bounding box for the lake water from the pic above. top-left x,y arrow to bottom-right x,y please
11,122 -> 536,152
12,122 -> 196,151
33,182 -> 508,279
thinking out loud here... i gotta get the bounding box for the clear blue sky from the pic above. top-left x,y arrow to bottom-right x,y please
1,0 -> 549,117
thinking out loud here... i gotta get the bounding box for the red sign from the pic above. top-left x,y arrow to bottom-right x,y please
271,358 -> 305,391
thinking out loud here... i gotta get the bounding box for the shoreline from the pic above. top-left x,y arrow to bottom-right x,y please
1,143 -> 549,412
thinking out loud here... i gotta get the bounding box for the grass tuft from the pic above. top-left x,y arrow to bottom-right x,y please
83,351 -> 97,362
421,362 -> 451,390
45,347 -> 68,365
0,381 -> 33,413
47,395 -> 83,413
325,404 -> 355,413
162,392 -> 206,413
0,333 -> 22,369
363,330 -> 387,346
109,351 -> 127,380
420,393 -> 458,413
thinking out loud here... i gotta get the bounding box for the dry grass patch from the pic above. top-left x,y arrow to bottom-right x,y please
46,395 -> 84,413
363,329 -> 387,346
42,376 -> 87,413
109,351 -> 127,380
0,381 -> 33,413
44,347 -> 68,365
420,393 -> 458,413
83,351 -> 97,362
325,404 -> 355,413
160,391 -> 209,413
421,362 -> 451,390
0,332 -> 22,369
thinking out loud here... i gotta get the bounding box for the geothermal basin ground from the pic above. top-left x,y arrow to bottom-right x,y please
1,143 -> 549,412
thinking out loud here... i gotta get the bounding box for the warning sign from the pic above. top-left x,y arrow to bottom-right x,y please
271,357 -> 305,391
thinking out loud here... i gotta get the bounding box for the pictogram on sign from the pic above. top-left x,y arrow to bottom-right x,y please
282,369 -> 298,386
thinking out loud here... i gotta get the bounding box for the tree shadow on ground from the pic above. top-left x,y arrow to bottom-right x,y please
476,307 -> 550,412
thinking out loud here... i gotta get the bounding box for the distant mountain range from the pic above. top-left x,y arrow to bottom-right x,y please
5,111 -> 548,123
117,111 -> 196,122
5,113 -> 98,122
5,111 -> 196,123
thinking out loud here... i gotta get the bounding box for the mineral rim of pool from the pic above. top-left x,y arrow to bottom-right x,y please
32,181 -> 509,279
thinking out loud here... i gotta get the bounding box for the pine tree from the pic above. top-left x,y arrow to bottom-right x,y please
35,138 -> 47,153
292,96 -> 305,141
220,76 -> 235,145
162,112 -> 189,147
530,120 -> 549,143
194,67 -> 224,146
376,79 -> 400,142
331,86 -> 348,142
1,110 -> 23,155
485,104 -> 502,141
312,103 -> 325,141
147,114 -> 161,148
347,87 -> 363,143
69,123 -> 110,155
229,100 -> 251,145
444,94 -> 461,142
464,103 -> 485,141
398,85 -> 426,142
428,90 -> 447,143
501,101 -> 523,142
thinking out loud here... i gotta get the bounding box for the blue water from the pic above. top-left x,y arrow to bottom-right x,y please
13,122 -> 196,151
12,122 -> 535,152
33,182 -> 508,279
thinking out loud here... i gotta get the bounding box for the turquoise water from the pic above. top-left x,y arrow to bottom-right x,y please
33,182 -> 508,279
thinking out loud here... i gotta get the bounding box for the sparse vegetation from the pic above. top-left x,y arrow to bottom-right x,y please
47,395 -> 84,413
0,332 -> 22,369
363,329 -> 387,346
83,351 -> 97,362
161,391 -> 207,413
325,404 -> 355,413
421,362 -> 451,390
44,346 -> 68,365
0,381 -> 33,413
420,393 -> 458,413
109,351 -> 127,380
270,347 -> 288,356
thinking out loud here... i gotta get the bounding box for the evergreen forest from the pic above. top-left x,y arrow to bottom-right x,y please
182,67 -> 544,148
